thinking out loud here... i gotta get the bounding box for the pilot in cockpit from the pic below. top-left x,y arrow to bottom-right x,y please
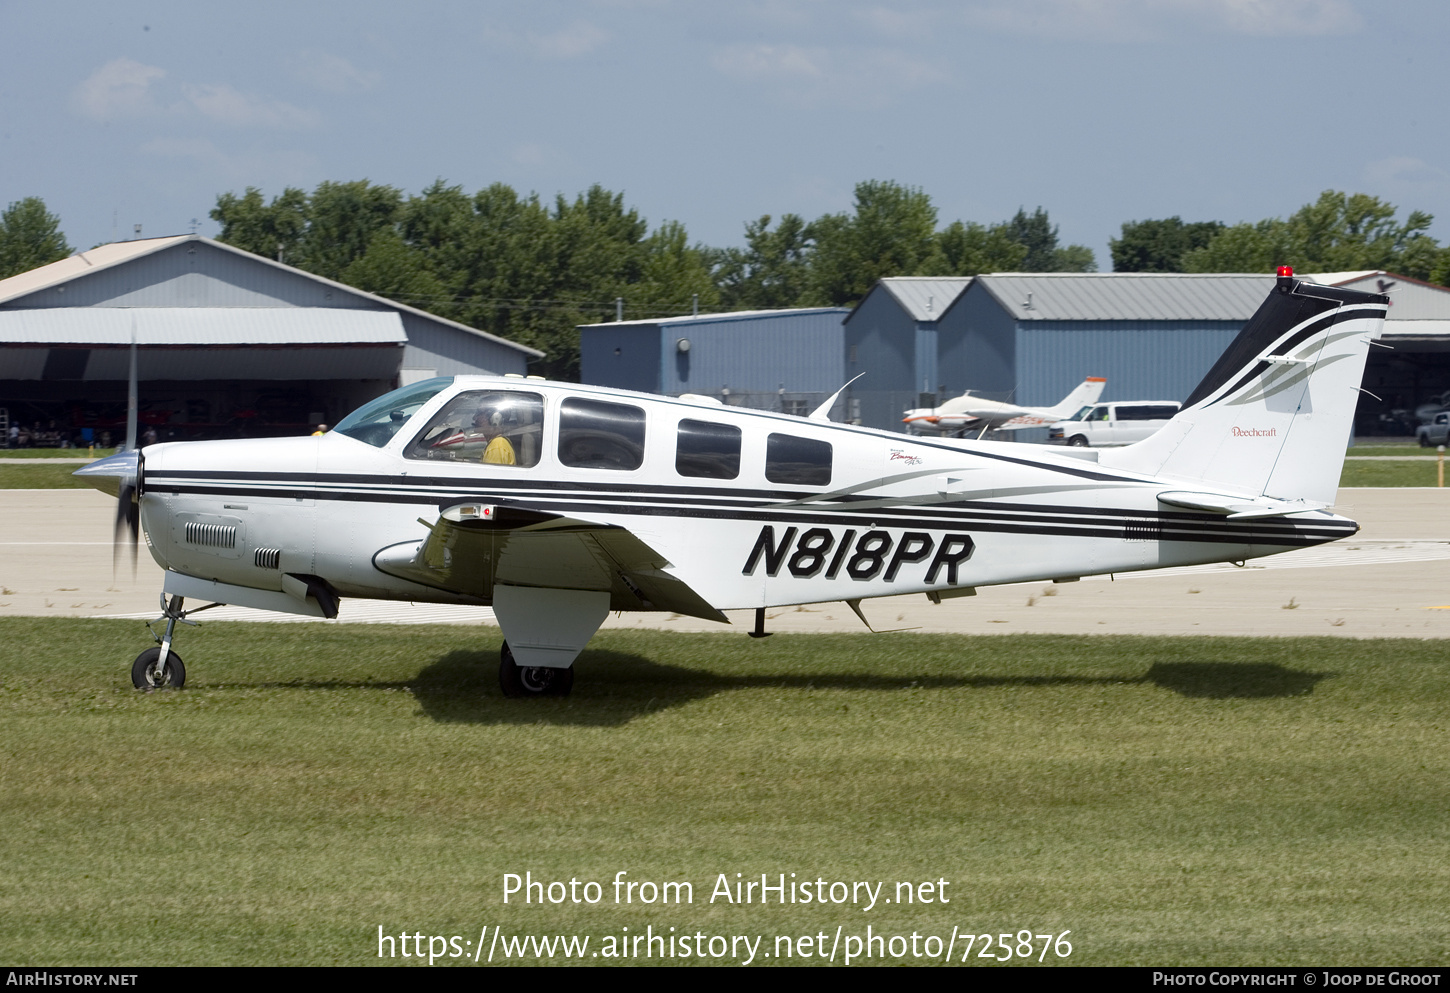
472,402 -> 517,465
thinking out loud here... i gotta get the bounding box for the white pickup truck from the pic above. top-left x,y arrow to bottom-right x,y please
1416,411 -> 1450,447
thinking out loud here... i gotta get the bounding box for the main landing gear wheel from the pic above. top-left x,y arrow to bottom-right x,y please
498,641 -> 573,698
132,647 -> 185,689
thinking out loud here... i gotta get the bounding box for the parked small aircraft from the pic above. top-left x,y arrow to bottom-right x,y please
78,269 -> 1386,697
902,377 -> 1107,436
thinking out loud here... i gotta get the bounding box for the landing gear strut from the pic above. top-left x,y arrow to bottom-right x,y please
498,641 -> 574,698
132,593 -> 220,689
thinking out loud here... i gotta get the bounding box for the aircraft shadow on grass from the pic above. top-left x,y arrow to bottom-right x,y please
407,651 -> 1332,726
1141,661 -> 1331,699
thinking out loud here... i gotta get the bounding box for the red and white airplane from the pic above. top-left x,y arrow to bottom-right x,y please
78,268 -> 1384,698
902,377 -> 1107,436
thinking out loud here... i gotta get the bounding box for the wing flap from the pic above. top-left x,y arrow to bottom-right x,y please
372,509 -> 727,623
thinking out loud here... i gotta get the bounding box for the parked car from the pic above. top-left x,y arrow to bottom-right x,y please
1417,411 -> 1450,448
1047,401 -> 1181,447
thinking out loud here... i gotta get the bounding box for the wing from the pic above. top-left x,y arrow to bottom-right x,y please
372,503 -> 727,623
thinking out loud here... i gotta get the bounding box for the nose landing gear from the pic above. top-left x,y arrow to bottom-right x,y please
132,593 -> 221,689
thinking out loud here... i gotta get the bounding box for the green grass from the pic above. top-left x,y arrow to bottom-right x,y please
0,448 -> 116,459
1,619 -> 1445,966
0,462 -> 96,488
1338,459 -> 1446,487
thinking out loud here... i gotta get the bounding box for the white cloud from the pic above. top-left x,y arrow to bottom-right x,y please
956,0 -> 1361,42
72,58 -> 167,120
712,43 -> 947,109
181,83 -> 318,129
712,44 -> 827,81
528,21 -> 611,59
1206,0 -> 1361,37
1364,157 -> 1450,198
293,50 -> 380,94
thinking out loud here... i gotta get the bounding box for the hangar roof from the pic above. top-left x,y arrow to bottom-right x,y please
876,277 -> 973,321
971,273 -> 1276,322
579,307 -> 848,329
0,307 -> 405,346
0,234 -> 541,358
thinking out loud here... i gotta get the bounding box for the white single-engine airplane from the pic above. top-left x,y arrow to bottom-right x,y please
78,268 -> 1385,697
902,376 -> 1107,436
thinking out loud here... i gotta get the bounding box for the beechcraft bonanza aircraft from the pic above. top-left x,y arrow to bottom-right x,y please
901,376 -> 1107,436
78,268 -> 1386,697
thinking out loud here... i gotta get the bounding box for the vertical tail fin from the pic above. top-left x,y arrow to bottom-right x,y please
1046,377 -> 1107,420
1099,273 -> 1388,505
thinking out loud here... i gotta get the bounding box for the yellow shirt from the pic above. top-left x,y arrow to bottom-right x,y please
483,435 -> 516,465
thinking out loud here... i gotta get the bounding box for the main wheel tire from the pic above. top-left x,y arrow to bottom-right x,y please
131,647 -> 185,689
1067,435 -> 1090,448
498,641 -> 573,698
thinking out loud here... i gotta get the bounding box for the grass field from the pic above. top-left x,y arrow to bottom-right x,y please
0,448 -> 116,459
1,618 -> 1445,966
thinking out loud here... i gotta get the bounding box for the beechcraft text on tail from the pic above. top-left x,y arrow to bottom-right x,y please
76,267 -> 1387,697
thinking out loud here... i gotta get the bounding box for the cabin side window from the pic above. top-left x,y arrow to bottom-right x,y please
404,391 -> 545,467
765,433 -> 832,486
675,419 -> 741,480
558,397 -> 646,471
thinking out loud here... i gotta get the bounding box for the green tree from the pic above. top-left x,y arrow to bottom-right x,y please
806,180 -> 940,305
296,180 -> 404,281
339,229 -> 447,305
0,197 -> 72,278
929,220 -> 1028,275
1110,217 -> 1225,272
210,186 -> 308,262
1183,191 -> 1440,277
1005,206 -> 1096,272
711,213 -> 813,310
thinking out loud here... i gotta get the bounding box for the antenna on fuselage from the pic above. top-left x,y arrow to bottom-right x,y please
808,373 -> 865,422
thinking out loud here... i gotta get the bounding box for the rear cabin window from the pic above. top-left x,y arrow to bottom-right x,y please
405,391 -> 544,467
675,419 -> 741,480
765,433 -> 832,486
558,397 -> 646,471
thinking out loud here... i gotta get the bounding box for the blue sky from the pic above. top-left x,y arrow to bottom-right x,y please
4,0 -> 1448,268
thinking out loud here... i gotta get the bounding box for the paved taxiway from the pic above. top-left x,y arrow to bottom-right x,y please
1,488 -> 1447,638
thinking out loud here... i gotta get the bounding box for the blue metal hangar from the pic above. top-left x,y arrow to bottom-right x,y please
582,271 -> 1450,436
0,234 -> 540,441
578,307 -> 851,416
844,274 -> 1273,430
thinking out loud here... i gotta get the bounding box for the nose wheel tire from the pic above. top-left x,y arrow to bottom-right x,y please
498,641 -> 573,698
132,647 -> 185,689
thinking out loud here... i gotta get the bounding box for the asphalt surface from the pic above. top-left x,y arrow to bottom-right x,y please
1,487 -> 1448,639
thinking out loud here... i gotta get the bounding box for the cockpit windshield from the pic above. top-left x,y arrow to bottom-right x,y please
333,378 -> 454,448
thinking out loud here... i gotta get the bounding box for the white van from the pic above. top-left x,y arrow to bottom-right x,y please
1047,401 -> 1181,447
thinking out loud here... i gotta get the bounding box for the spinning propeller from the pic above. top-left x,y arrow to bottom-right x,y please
72,449 -> 142,576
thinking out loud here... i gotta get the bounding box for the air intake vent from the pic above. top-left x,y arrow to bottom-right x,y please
254,547 -> 282,570
186,521 -> 237,549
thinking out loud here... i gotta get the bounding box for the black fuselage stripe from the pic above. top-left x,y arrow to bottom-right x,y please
147,470 -> 1320,528
146,481 -> 1349,546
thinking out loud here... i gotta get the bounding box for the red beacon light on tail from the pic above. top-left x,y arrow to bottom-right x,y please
1275,265 -> 1295,292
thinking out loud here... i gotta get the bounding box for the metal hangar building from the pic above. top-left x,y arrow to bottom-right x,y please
578,307 -> 851,417
0,234 -> 540,442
